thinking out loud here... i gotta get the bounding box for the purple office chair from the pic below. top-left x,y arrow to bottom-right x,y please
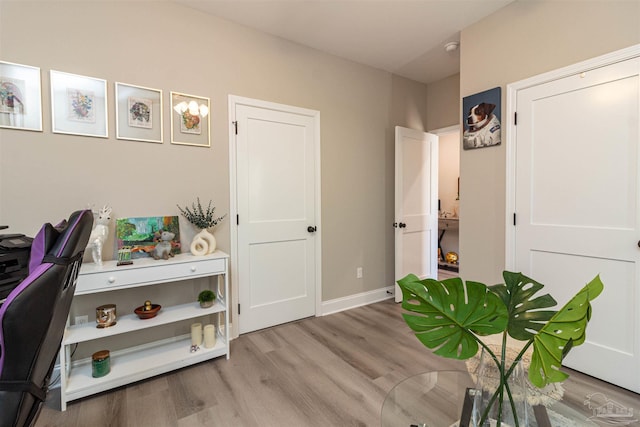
0,210 -> 93,427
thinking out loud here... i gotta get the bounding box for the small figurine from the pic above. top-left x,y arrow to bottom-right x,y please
87,205 -> 112,266
152,231 -> 175,260
117,246 -> 132,266
144,300 -> 152,311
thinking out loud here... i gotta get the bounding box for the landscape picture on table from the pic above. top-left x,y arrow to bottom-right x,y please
115,216 -> 181,259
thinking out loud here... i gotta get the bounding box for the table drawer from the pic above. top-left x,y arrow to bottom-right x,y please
77,258 -> 226,294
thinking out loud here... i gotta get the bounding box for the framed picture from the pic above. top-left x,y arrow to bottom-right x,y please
462,86 -> 501,150
115,82 -> 163,143
0,61 -> 43,132
50,70 -> 108,138
170,91 -> 210,147
115,216 -> 181,259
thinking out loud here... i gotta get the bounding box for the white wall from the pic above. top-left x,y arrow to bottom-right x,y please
438,131 -> 460,218
0,1 -> 428,304
427,73 -> 460,131
459,0 -> 640,283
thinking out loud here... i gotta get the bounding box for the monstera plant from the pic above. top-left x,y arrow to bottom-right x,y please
398,271 -> 603,426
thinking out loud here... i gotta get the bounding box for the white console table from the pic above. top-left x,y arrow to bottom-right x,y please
58,251 -> 229,410
438,218 -> 459,272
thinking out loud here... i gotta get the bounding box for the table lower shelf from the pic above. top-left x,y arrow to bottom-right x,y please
438,261 -> 460,272
62,333 -> 228,404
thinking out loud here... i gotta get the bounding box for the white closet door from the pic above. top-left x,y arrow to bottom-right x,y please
514,56 -> 640,392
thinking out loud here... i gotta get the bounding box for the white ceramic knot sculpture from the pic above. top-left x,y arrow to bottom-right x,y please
87,205 -> 112,265
190,229 -> 216,256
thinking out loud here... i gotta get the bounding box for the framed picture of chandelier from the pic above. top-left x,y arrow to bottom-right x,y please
170,91 -> 210,147
115,82 -> 163,143
0,60 -> 43,132
50,70 -> 108,138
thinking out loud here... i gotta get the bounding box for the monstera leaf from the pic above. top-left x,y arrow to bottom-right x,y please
398,274 -> 508,360
528,275 -> 604,387
489,271 -> 558,341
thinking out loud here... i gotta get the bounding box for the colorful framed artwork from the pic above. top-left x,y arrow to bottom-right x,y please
50,70 -> 108,138
170,91 -> 210,147
115,216 -> 181,259
462,86 -> 501,150
115,82 -> 163,143
0,60 -> 43,132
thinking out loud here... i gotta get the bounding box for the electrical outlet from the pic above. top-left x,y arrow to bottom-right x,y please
75,315 -> 89,325
356,267 -> 363,279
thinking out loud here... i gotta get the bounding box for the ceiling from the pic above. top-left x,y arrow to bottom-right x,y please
173,0 -> 514,84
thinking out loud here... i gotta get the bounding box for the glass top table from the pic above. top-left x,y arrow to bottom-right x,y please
380,370 -> 636,427
381,370 -> 474,427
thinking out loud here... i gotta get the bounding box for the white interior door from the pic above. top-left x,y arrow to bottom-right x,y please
233,99 -> 320,334
394,126 -> 438,302
512,55 -> 640,392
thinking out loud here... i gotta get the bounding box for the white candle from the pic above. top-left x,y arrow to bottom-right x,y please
191,323 -> 202,346
204,324 -> 216,348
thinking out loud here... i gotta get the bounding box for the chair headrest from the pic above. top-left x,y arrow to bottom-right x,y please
28,210 -> 93,272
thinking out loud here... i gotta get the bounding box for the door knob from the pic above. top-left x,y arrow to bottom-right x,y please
307,226 -> 317,233
399,222 -> 407,228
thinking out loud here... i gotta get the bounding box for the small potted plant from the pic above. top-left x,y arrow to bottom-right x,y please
197,290 -> 216,308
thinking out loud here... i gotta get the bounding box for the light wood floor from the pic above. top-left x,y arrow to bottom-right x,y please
36,300 -> 639,427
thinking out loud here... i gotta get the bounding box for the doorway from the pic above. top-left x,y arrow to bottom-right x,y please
433,126 -> 461,280
229,95 -> 322,337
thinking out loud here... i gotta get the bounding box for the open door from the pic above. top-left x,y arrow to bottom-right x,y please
394,126 -> 439,302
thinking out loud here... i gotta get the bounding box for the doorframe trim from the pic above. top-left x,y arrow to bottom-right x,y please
505,43 -> 640,270
228,95 -> 322,339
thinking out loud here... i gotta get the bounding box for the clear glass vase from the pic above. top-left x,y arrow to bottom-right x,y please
471,348 -> 529,427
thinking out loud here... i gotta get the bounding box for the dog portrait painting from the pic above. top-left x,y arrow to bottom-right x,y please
462,87 -> 501,150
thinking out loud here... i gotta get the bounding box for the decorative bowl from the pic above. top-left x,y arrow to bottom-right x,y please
134,304 -> 161,319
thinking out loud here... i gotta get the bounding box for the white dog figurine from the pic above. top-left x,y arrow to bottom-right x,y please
87,205 -> 112,265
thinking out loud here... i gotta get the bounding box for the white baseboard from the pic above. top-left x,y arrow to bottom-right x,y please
321,286 -> 395,316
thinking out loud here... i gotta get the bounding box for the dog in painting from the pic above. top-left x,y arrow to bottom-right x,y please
463,102 -> 501,149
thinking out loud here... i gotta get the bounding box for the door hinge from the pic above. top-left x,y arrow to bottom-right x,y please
513,213 -> 517,226
232,121 -> 238,135
236,214 -> 239,225
514,112 -> 517,126
238,304 -> 240,315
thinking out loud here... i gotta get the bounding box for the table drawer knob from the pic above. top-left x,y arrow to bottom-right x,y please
108,277 -> 116,283
190,266 -> 197,272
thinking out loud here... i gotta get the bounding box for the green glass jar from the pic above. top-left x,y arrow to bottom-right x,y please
92,350 -> 110,378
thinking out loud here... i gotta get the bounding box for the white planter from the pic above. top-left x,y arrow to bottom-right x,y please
190,228 -> 216,256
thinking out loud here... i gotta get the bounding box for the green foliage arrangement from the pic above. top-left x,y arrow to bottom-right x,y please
177,197 -> 226,230
397,271 -> 603,426
197,290 -> 216,303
